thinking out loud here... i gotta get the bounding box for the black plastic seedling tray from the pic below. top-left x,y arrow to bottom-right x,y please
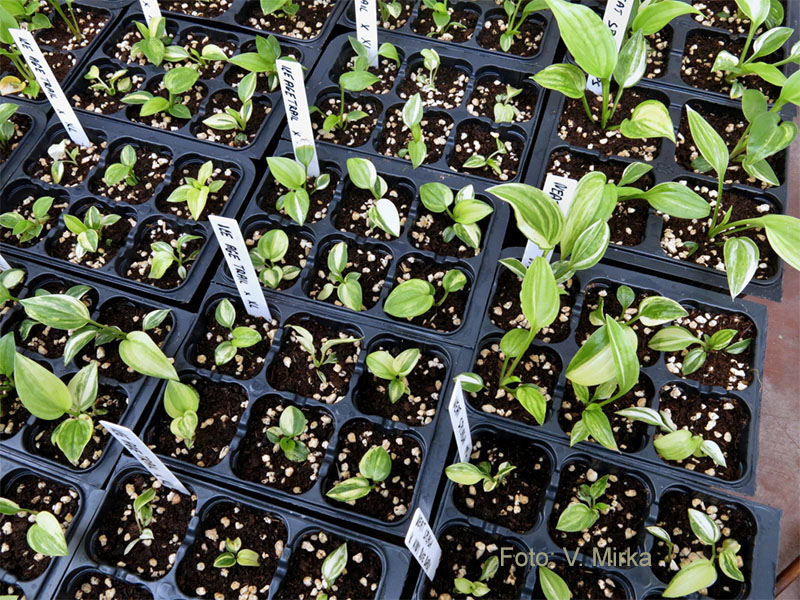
529,79 -> 790,301
0,454 -> 105,600
215,139 -> 511,347
284,30 -> 551,183
0,112 -> 257,308
69,10 -> 316,159
414,424 -> 781,599
454,249 -> 767,494
56,457 -> 411,599
0,258 -> 193,489
0,98 -> 47,189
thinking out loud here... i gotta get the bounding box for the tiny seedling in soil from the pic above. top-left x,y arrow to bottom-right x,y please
384,267 -> 467,320
84,65 -> 132,97
319,542 -> 347,600
285,324 -> 361,383
267,146 -> 331,225
421,0 -> 466,38
123,487 -> 156,555
0,195 -> 54,244
497,0 -> 546,52
649,323 -> 752,375
462,136 -> 509,177
538,565 -> 571,600
317,241 -> 364,312
0,103 -> 19,150
63,206 -> 122,259
445,460 -> 516,492
365,347 -> 420,403
48,139 -> 81,185
163,380 -> 199,450
166,160 -> 226,220
314,56 -> 380,133
260,0 -> 300,18
493,85 -> 524,123
202,72 -> 257,144
554,474 -> 610,532
326,445 -> 391,501
103,144 -> 139,188
148,233 -> 202,282
129,18 -> 173,67
46,0 -> 82,41
266,405 -> 309,462
349,36 -> 401,73
419,183 -> 493,249
163,38 -> 229,70
213,537 -> 261,568
213,299 -> 263,366
454,555 -> 498,598
398,93 -> 427,168
0,497 -> 68,557
228,34 -> 287,92
249,228 -> 301,288
346,157 -> 401,237
122,67 -> 200,121
0,4 -> 52,98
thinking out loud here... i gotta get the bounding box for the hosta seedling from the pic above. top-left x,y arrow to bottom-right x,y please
445,460 -> 516,492
461,136 -> 509,177
0,195 -> 54,244
317,241 -> 364,312
648,325 -> 752,376
285,324 -> 361,383
0,1 -> 54,98
214,537 -> 261,568
103,144 -> 139,188
213,299 -> 263,366
649,508 -> 744,598
0,103 -> 19,149
397,93 -> 427,168
124,487 -> 156,555
48,139 -> 80,185
163,380 -> 199,450
314,56 -> 380,133
202,72 -> 257,144
454,555 -> 498,598
555,474 -> 610,532
166,160 -> 226,221
497,0 -> 547,52
384,268 -> 467,320
538,565 -> 571,600
228,35 -> 287,92
493,85 -> 523,123
149,233 -> 203,282
83,65 -> 133,97
63,206 -> 122,259
0,333 -> 15,418
267,405 -> 309,462
130,17 -> 173,66
163,40 -> 229,69
122,66 -> 200,121
419,183 -> 493,249
379,0 -> 402,22
46,0 -> 81,41
0,497 -> 68,557
349,37 -> 400,72
366,347 -> 421,403
319,542 -> 347,600
326,445 -> 392,502
249,229 -> 301,289
421,0 -> 465,37
346,157 -> 401,237
260,0 -> 299,18
267,145 -> 331,225
417,48 -> 440,92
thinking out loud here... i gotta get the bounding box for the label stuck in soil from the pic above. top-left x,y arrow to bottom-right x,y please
355,0 -> 379,67
522,173 -> 578,266
586,0 -> 635,94
209,215 -> 272,321
138,0 -> 162,24
9,29 -> 90,147
0,253 -> 12,271
100,421 -> 191,495
405,508 -> 441,580
448,378 -> 473,462
276,59 -> 320,176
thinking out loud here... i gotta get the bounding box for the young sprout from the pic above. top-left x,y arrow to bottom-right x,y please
249,229 -> 301,289
316,61 -> 380,133
103,144 -> 139,187
83,65 -> 133,97
285,325 -> 361,383
163,380 -> 199,450
445,460 -> 516,492
0,195 -> 54,244
349,37 -> 401,72
213,299 -> 263,366
164,41 -> 228,69
493,85 -> 523,123
538,565 -> 571,600
397,93 -> 427,168
0,103 -> 19,149
259,0 -> 299,18
454,555 -> 498,598
130,18 -> 173,66
124,487 -> 156,555
149,233 -> 202,282
498,0 -> 545,52
0,497 -> 68,557
202,73 -> 257,144
326,445 -> 391,501
555,474 -> 610,532
346,157 -> 401,237
63,206 -> 122,259
213,537 -> 261,568
419,183 -> 493,249
319,543 -> 347,600
417,48 -> 440,92
650,509 -> 744,598
384,268 -> 467,319
421,0 -> 465,37
266,405 -> 309,462
122,67 -> 200,121
48,140 -> 80,185
166,160 -> 226,220
461,136 -> 509,177
379,0 -> 402,23
228,35 -> 286,92
648,325 -> 751,376
366,348 -> 421,403
317,241 -> 363,312
267,146 -> 331,225
46,0 -> 81,41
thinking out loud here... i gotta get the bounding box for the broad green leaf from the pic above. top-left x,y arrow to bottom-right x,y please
616,406 -> 667,428
561,172 -> 614,258
619,100 -> 675,142
566,324 -> 637,387
490,183 -> 564,251
532,63 -> 586,99
326,476 -> 372,501
384,279 -> 435,318
500,328 -> 531,359
637,297 -> 688,327
52,415 -> 93,464
637,182 -> 711,219
322,543 -> 348,585
688,508 -> 721,545
68,361 -> 98,412
752,214 -> 800,271
20,294 -> 90,330
215,298 -> 237,329
545,0 -> 616,79
648,326 -> 699,351
654,429 -> 700,461
539,566 -> 572,600
164,380 -> 199,418
118,331 -> 178,380
279,405 -> 306,437
556,502 -> 598,532
583,405 -> 618,451
734,0 -> 770,30
568,220 -> 610,272
267,156 -> 306,189
614,31 -> 648,89
631,1 -> 701,35
366,350 -> 396,380
521,256 -> 559,333
27,511 -> 68,557
724,237 -> 759,298
517,384 -> 546,425
359,445 -> 391,481
14,353 -> 70,420
605,318 -> 639,398
663,559 -> 717,598
686,106 -> 729,177
719,548 -> 745,582
445,462 -> 487,485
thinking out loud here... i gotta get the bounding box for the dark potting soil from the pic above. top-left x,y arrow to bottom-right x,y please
311,96 -> 381,147
197,90 -> 271,147
690,0 -> 782,35
549,462 -> 648,557
0,382 -> 29,440
665,309 -> 756,391
651,490 -> 755,599
77,299 -> 173,383
575,283 -> 660,366
260,169 -> 339,224
67,570 -> 154,600
239,0 -> 336,39
644,29 -> 672,80
355,343 -> 446,426
0,582 -> 25,600
28,139 -> 105,187
35,6 -> 109,49
93,474 -> 196,580
0,113 -> 31,164
449,122 -> 523,181
192,306 -> 275,379
558,375 -> 654,453
558,88 -> 664,161
469,341 -> 562,426
176,502 -> 286,599
334,184 -> 412,240
397,64 -> 469,110
125,220 -> 206,289
376,107 -> 454,164
489,270 -> 576,343
89,145 -> 171,204
660,179 -> 779,279
127,78 -> 207,131
675,103 -> 785,187
324,420 -> 421,522
343,55 -> 399,95
71,69 -> 147,115
477,15 -> 545,56
235,395 -> 334,494
467,77 -> 538,122
390,256 -> 470,332
22,281 -> 97,359
0,474 -> 80,581
533,559 -> 628,600
373,0 -> 414,29
409,205 -> 486,258
157,162 -> 239,220
412,5 -> 478,42
452,432 -> 551,533
48,213 -> 135,269
246,226 -> 312,291
0,194 -> 67,249
113,27 -> 175,66
267,317 -> 360,403
151,378 -> 248,468
426,526 -> 527,600
658,383 -> 749,480
307,240 -> 391,309
162,0 -> 233,18
32,386 -> 127,469
546,149 -> 653,246
275,530 -> 382,600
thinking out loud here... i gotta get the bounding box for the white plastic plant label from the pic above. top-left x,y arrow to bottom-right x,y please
0,253 -> 12,271
521,173 -> 578,266
448,377 -> 473,462
100,421 -> 190,495
405,508 -> 442,580
138,0 -> 162,24
276,58 -> 320,177
355,0 -> 379,66
208,215 -> 272,321
586,0 -> 635,94
9,29 -> 90,147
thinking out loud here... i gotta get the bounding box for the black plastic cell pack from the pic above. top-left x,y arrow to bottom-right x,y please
452,249 -> 768,494
0,258 -> 193,488
55,457 -> 410,600
414,424 -> 781,599
0,112 -> 257,307
0,98 -> 47,189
